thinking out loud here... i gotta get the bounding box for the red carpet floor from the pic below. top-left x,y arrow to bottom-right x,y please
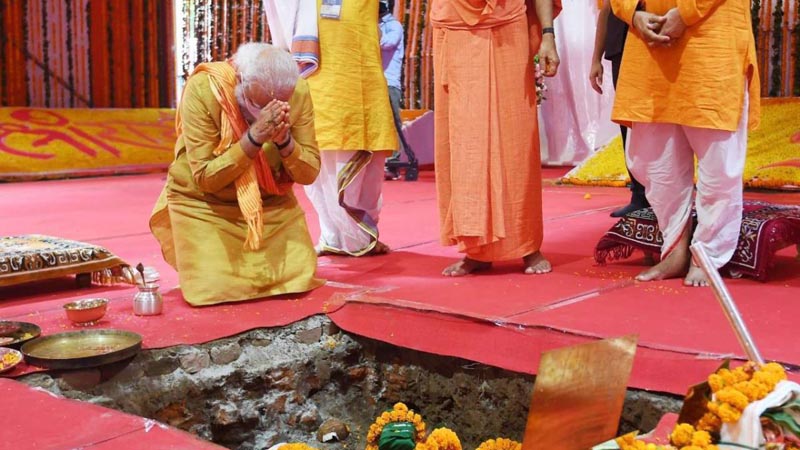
1,169 -> 799,447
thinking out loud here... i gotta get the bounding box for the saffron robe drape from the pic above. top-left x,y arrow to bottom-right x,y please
431,0 -> 560,262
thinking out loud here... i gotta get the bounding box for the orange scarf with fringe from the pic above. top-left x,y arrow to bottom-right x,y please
176,61 -> 284,250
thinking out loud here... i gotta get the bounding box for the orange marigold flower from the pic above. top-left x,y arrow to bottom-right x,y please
708,374 -> 725,393
717,403 -> 742,423
670,423 -> 695,446
691,430 -> 712,447
716,387 -> 749,410
426,428 -> 462,450
697,411 -> 722,433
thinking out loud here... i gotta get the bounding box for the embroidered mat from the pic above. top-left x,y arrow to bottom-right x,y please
0,235 -> 131,288
595,201 -> 800,281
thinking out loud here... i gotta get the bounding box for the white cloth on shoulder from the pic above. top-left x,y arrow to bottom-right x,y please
264,0 -> 320,78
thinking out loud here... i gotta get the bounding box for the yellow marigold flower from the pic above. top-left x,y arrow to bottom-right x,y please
732,366 -> 751,383
708,374 -> 725,393
395,402 -> 409,412
616,432 -> 639,445
718,369 -> 737,385
281,444 -> 319,450
753,371 -> 781,391
691,430 -> 712,446
670,423 -> 695,446
697,412 -> 722,433
761,362 -> 786,377
476,438 -> 522,450
717,403 -> 742,423
716,387 -> 749,410
426,428 -> 462,450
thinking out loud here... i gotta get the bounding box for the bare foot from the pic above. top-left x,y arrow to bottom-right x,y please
523,251 -> 552,274
684,264 -> 710,287
636,226 -> 690,281
365,241 -> 391,256
442,258 -> 492,277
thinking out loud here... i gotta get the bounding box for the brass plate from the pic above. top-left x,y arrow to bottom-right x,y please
0,321 -> 41,348
21,329 -> 142,370
522,335 -> 639,450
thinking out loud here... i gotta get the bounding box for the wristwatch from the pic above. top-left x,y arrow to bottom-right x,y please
542,27 -> 555,36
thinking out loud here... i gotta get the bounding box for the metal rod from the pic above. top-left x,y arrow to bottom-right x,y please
690,243 -> 764,364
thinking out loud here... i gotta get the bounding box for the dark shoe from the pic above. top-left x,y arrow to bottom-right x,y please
404,164 -> 418,181
610,203 -> 648,218
384,168 -> 400,181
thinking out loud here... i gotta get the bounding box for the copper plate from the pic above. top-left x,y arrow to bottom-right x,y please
0,321 -> 41,348
21,329 -> 142,369
522,335 -> 639,450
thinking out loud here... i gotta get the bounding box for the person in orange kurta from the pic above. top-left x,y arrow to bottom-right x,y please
431,0 -> 561,277
610,0 -> 760,286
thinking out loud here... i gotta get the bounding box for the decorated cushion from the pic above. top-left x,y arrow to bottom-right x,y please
0,235 -> 130,287
595,201 -> 800,281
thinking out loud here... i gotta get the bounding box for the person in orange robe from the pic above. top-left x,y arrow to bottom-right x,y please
431,0 -> 561,277
610,0 -> 760,286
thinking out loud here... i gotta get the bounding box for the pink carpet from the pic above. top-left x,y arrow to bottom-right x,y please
1,170 -> 798,394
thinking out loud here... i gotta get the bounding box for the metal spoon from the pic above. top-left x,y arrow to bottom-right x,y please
136,263 -> 146,287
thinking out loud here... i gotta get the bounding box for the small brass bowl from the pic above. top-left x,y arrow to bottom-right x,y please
63,298 -> 108,326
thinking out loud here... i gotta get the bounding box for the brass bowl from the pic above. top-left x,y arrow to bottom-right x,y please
63,298 -> 108,326
21,329 -> 142,369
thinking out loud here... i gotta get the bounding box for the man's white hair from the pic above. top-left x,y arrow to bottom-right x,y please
233,42 -> 298,104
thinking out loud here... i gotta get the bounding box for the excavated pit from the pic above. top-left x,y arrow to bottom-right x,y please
19,315 -> 682,449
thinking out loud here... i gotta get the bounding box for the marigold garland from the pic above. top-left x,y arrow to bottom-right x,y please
616,426 -> 719,450
366,403 -> 427,450
617,362 -> 788,450
701,362 -> 787,432
475,438 -> 522,450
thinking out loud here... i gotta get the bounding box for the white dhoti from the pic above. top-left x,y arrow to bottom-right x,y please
304,150 -> 385,256
628,91 -> 749,269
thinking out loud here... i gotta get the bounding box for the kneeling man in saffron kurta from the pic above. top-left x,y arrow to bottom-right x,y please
150,43 -> 324,306
611,0 -> 760,286
431,0 -> 561,276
